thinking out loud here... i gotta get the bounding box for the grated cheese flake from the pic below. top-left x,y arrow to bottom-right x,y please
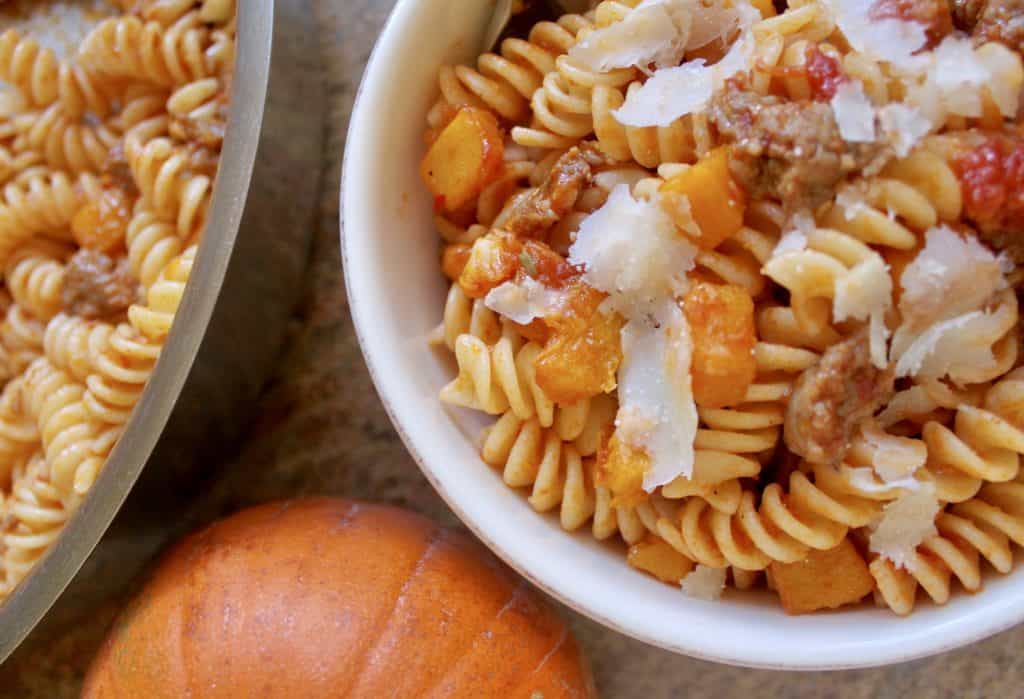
825,0 -> 926,67
891,226 -> 1005,378
859,420 -> 927,484
877,103 -> 931,157
681,564 -> 727,600
772,230 -> 807,257
832,255 -> 892,369
484,277 -> 565,325
616,300 -> 699,490
869,485 -> 940,570
568,0 -> 691,72
613,9 -> 758,128
830,80 -> 877,143
569,184 -> 696,318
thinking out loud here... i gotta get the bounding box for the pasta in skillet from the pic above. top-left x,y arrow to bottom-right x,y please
0,0 -> 234,598
420,0 -> 1024,614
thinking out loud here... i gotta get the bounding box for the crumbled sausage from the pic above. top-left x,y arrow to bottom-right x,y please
784,329 -> 895,465
951,0 -> 1024,51
101,144 -> 138,197
709,78 -> 890,213
170,94 -> 229,151
62,249 -> 141,320
496,141 -> 610,239
871,0 -> 953,48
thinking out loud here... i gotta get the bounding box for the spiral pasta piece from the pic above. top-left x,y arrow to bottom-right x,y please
22,357 -> 98,501
2,452 -> 66,590
79,13 -> 212,88
0,30 -> 59,108
126,136 -> 211,238
125,205 -> 184,288
0,378 -> 39,483
12,102 -> 120,174
43,313 -> 116,382
128,244 -> 195,341
431,14 -> 590,124
84,324 -> 161,426
0,169 -> 100,265
0,304 -> 44,378
5,239 -> 69,321
821,149 -> 963,250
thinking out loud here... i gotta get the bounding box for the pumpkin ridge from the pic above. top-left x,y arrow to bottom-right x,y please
337,522 -> 447,695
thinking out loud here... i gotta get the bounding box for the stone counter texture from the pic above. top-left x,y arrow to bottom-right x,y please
2,1 -> 1024,696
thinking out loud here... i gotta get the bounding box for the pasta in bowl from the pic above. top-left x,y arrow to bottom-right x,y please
344,0 -> 1024,666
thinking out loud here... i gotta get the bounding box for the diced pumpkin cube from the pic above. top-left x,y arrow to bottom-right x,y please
441,243 -> 471,281
660,147 -> 745,250
595,430 -> 648,506
751,0 -> 776,17
628,536 -> 695,583
535,282 -> 623,404
72,185 -> 132,253
683,282 -> 757,409
420,107 -> 504,213
770,538 -> 875,614
458,233 -> 519,299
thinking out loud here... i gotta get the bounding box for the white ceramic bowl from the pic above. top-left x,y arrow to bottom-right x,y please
341,0 -> 1024,670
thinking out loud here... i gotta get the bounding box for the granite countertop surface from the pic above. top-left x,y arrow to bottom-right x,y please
3,0 -> 1024,696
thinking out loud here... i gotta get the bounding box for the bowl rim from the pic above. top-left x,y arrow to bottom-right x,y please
0,2 -> 274,661
340,0 -> 1024,671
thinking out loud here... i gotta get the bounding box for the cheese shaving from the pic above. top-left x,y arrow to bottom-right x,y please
613,12 -> 757,127
825,0 -> 926,67
877,103 -> 931,157
830,81 -> 876,143
832,256 -> 892,369
484,277 -> 564,325
858,420 -> 927,484
681,564 -> 726,601
846,467 -> 921,495
893,309 -> 1001,381
617,300 -> 698,491
569,184 -> 696,318
568,0 -> 691,72
869,486 -> 940,570
772,230 -> 807,257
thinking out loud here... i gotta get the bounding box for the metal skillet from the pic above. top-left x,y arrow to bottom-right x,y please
0,0 -> 324,661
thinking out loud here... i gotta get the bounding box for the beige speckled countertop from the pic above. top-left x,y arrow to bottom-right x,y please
3,1 -> 1024,696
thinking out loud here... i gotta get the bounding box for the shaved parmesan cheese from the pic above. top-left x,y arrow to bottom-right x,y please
893,309 -> 1001,381
869,486 -> 940,570
833,257 -> 891,325
617,301 -> 698,490
976,42 -> 1024,118
830,81 -> 876,143
613,23 -> 756,127
686,0 -> 758,51
877,103 -> 931,157
484,277 -> 564,325
613,60 -> 714,127
832,256 -> 892,369
898,226 -> 1003,326
858,420 -> 927,484
568,0 -> 690,72
846,467 -> 921,495
569,184 -> 696,318
929,37 -> 989,118
825,0 -> 926,67
772,230 -> 807,257
681,564 -> 726,600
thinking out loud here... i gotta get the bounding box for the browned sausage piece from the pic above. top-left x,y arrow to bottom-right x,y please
784,329 -> 895,465
709,78 -> 890,214
951,0 -> 1024,52
497,141 -> 610,239
62,249 -> 141,320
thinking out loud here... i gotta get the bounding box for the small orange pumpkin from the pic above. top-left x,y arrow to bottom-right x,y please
82,498 -> 596,698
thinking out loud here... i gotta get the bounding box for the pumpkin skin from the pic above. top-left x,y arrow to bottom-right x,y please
82,498 -> 597,698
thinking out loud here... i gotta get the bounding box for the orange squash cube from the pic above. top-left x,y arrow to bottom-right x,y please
660,147 -> 746,250
595,430 -> 648,506
628,536 -> 695,583
420,107 -> 504,213
683,282 -> 757,409
770,538 -> 875,614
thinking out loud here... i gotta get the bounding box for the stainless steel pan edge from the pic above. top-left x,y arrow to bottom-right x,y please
0,0 -> 324,660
